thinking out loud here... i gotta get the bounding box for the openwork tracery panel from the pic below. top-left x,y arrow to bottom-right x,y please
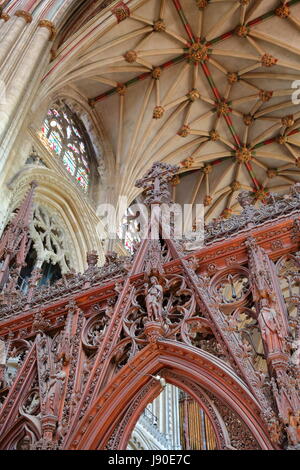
30,205 -> 73,274
110,273 -> 198,369
209,266 -> 267,372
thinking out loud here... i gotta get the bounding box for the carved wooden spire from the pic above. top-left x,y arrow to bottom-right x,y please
135,162 -> 179,205
0,181 -> 37,290
128,162 -> 181,276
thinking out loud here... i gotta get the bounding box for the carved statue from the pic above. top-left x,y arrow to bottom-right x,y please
46,365 -> 66,416
18,435 -> 31,450
4,355 -> 20,388
56,330 -> 71,366
145,277 -> 163,322
88,324 -> 106,346
23,391 -> 40,415
260,307 -> 284,353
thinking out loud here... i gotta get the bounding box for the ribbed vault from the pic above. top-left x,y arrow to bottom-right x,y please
40,0 -> 300,220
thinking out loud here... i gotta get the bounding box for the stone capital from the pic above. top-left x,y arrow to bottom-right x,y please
38,19 -> 57,41
0,13 -> 10,22
15,10 -> 32,23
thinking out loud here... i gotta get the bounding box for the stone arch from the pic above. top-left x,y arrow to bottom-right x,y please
0,416 -> 41,450
68,341 -> 274,450
5,167 -> 106,271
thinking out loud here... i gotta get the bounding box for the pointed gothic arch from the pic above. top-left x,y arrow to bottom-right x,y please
0,415 -> 41,450
68,340 -> 274,450
6,169 -> 106,271
108,372 -> 228,451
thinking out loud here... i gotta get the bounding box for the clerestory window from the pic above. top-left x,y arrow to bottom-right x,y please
41,102 -> 91,192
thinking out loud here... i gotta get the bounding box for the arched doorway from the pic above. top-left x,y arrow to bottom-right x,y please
67,341 -> 274,450
128,383 -> 218,450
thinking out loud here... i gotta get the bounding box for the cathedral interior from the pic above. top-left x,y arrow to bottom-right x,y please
0,0 -> 300,451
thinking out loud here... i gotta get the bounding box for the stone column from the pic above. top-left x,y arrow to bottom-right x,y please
0,21 -> 54,141
0,11 -> 10,33
0,11 -> 32,67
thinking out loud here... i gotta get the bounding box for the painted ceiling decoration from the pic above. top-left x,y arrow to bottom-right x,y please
42,0 -> 300,220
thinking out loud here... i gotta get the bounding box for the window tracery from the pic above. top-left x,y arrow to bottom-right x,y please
18,205 -> 73,290
30,206 -> 72,274
41,102 -> 91,192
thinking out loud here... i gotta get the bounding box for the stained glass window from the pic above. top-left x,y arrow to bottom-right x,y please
41,102 -> 91,192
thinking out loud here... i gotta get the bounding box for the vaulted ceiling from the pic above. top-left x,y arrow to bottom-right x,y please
41,0 -> 300,220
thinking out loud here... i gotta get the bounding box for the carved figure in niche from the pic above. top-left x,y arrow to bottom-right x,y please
145,276 -> 163,322
4,354 -> 21,387
23,391 -> 40,415
17,435 -> 31,450
87,321 -> 107,347
32,311 -> 50,332
56,329 -> 71,366
46,363 -> 66,415
89,327 -> 102,346
260,307 -> 284,353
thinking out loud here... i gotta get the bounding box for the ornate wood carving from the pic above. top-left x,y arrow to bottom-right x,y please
0,169 -> 299,450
